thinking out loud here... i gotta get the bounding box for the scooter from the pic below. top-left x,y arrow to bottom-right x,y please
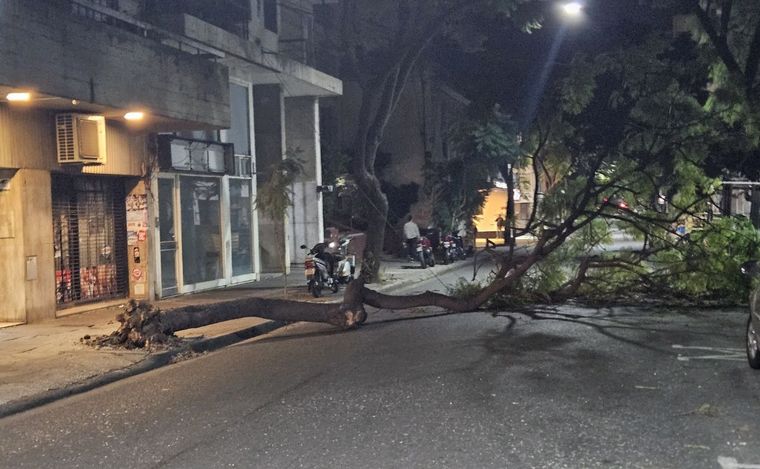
302,239 -> 355,298
327,236 -> 356,285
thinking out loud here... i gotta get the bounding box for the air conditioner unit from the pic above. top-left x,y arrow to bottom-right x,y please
233,155 -> 253,177
56,114 -> 107,165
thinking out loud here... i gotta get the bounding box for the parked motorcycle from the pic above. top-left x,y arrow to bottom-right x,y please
440,235 -> 457,264
301,239 -> 355,298
448,232 -> 468,260
418,235 -> 436,268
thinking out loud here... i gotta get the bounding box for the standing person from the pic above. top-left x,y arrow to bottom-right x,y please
495,214 -> 505,240
403,214 -> 420,259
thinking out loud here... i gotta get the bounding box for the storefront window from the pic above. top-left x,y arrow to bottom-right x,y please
229,179 -> 254,276
180,176 -> 223,284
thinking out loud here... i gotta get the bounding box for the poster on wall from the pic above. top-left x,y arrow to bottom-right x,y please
126,194 -> 148,241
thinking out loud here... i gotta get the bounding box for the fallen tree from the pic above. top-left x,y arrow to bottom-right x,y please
88,20 -> 760,349
88,229 -> 580,349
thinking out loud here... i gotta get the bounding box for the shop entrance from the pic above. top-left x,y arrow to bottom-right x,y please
52,176 -> 128,307
155,173 -> 258,297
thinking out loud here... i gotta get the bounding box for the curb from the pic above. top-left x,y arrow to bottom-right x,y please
372,258 -> 473,293
0,320 -> 288,419
0,259 -> 470,418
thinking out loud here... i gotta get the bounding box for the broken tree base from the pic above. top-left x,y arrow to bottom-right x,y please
83,281 -> 370,350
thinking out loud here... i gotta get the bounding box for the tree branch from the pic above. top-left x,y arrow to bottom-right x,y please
690,0 -> 744,76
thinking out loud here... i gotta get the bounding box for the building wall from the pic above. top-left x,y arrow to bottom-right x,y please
285,96 -> 323,263
0,105 -> 149,322
0,0 -> 230,128
0,176 -> 25,323
20,170 -> 55,322
0,105 -> 148,175
0,169 -> 56,323
254,84 -> 288,272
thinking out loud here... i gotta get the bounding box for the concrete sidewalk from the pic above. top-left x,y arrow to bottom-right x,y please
0,256 -> 467,417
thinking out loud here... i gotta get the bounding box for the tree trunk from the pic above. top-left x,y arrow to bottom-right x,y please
505,164 -> 516,250
354,168 -> 389,282
87,228 -> 586,350
751,187 -> 760,228
90,285 -> 370,349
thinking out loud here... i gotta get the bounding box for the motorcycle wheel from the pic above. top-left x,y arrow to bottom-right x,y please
331,278 -> 339,293
309,277 -> 323,298
747,316 -> 760,369
419,251 -> 426,269
440,249 -> 448,265
428,254 -> 435,267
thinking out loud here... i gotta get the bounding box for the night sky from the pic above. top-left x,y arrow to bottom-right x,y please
434,0 -> 673,124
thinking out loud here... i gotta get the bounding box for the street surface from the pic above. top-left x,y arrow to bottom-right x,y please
1,259 -> 759,468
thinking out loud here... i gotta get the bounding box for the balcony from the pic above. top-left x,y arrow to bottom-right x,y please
169,13 -> 342,98
0,0 -> 230,129
143,0 -> 252,40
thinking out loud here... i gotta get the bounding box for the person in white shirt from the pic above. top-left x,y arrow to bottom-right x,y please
403,215 -> 420,259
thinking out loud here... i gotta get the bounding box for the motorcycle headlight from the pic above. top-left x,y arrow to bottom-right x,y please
329,241 -> 337,249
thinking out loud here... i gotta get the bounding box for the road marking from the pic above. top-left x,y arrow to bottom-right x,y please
717,456 -> 760,469
672,345 -> 745,362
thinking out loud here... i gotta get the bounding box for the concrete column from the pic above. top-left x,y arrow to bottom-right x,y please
21,170 -> 55,322
0,171 -> 26,323
285,96 -> 323,264
125,179 -> 150,300
253,84 -> 289,273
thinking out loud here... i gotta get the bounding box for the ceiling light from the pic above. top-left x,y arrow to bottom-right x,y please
6,92 -> 31,102
124,111 -> 145,121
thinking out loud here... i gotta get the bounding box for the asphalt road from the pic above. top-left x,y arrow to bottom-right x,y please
1,260 -> 759,469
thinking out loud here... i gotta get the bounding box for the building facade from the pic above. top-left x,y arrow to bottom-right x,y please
0,0 -> 340,324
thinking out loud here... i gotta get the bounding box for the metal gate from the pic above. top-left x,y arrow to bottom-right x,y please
52,176 -> 128,307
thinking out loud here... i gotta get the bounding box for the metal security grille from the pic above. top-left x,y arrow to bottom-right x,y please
52,176 -> 128,307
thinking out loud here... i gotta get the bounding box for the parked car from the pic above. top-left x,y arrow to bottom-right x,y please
740,261 -> 760,369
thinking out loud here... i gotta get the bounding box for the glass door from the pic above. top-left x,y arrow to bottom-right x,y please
179,175 -> 224,290
157,178 -> 178,297
229,178 -> 255,279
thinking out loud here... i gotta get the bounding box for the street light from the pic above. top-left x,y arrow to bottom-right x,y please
560,1 -> 584,18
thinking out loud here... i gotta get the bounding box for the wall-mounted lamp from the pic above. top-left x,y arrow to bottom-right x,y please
316,185 -> 334,193
124,111 -> 145,121
6,92 -> 31,102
